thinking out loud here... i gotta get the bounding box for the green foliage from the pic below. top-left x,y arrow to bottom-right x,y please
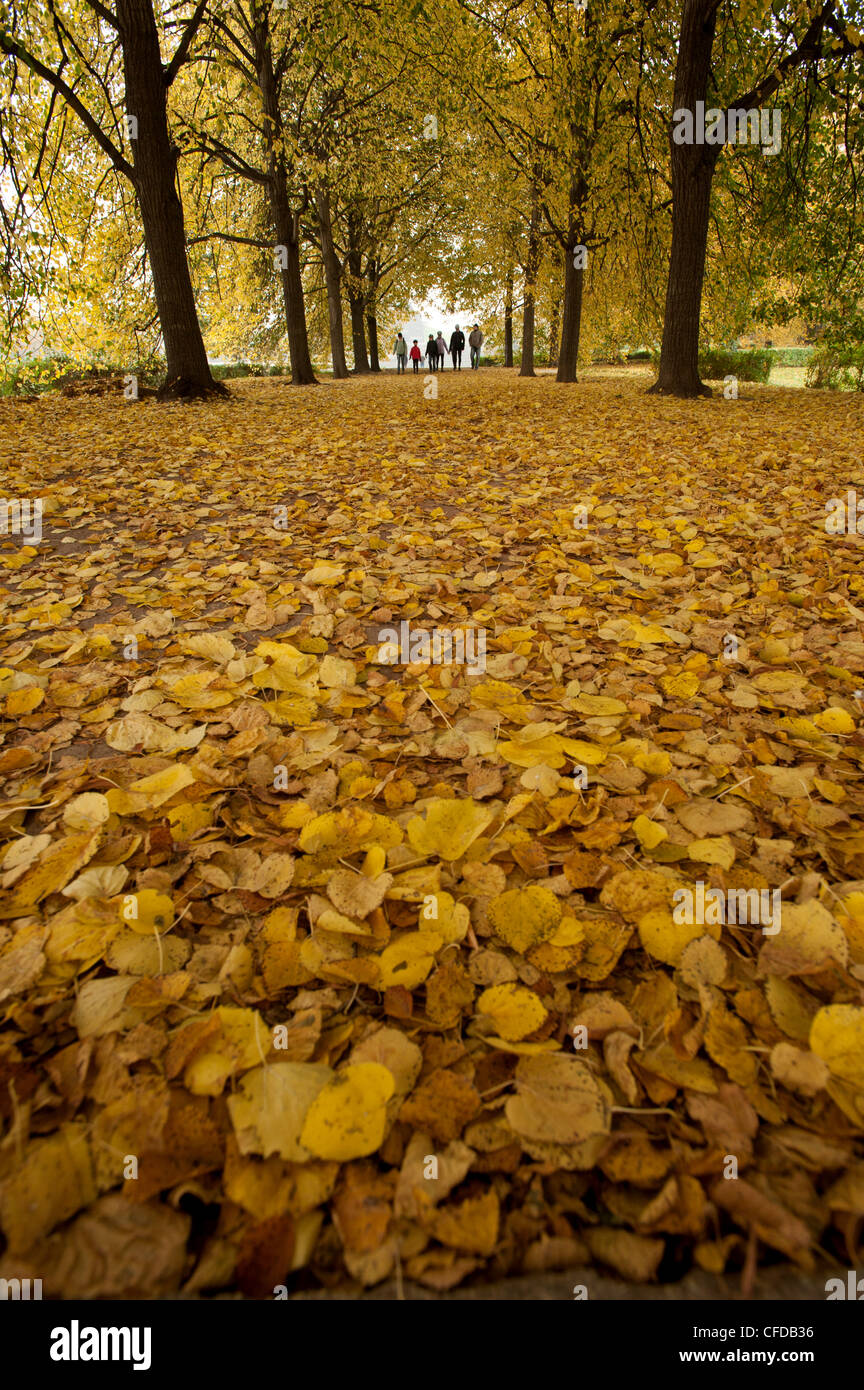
697,348 -> 772,383
210,362 -> 285,381
0,356 -> 65,397
806,343 -> 864,391
767,347 -> 813,367
0,356 -> 287,395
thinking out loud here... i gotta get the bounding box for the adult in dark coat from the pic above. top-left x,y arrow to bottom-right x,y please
449,325 -> 465,370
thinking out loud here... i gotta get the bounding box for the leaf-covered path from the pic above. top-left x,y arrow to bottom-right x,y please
2,372 -> 864,1295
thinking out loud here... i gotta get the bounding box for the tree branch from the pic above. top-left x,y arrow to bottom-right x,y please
727,2 -> 831,114
83,0 -> 119,28
187,231 -> 271,248
165,0 -> 208,87
0,31 -> 133,179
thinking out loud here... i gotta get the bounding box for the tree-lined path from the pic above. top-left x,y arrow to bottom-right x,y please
2,368 -> 864,1297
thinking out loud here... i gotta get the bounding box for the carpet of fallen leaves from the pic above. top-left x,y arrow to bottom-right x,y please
2,369 -> 864,1298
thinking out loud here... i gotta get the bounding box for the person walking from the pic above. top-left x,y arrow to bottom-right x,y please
449,324 -> 465,370
436,332 -> 447,370
394,333 -> 407,373
409,340 -> 422,373
425,334 -> 438,370
468,323 -> 484,369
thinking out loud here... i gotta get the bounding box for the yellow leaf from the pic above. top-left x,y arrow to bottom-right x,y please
506,1054 -> 610,1144
569,694 -> 627,716
6,685 -> 44,715
300,1062 -> 394,1159
62,792 -> 111,831
477,983 -> 548,1040
558,737 -> 607,764
633,815 -> 668,850
0,1124 -> 96,1251
813,707 -> 855,735
378,930 -> 443,988
129,763 -> 196,808
119,888 -> 174,936
166,801 -> 215,840
640,551 -> 683,574
299,807 -> 402,853
105,711 -> 207,754
686,836 -> 736,869
302,563 -> 344,586
638,907 -> 707,965
638,1043 -> 717,1093
169,673 -> 235,709
0,830 -> 102,919
527,914 -> 586,972
810,1005 -> 864,1089
406,798 -> 494,860
813,777 -> 846,803
753,670 -> 803,693
488,885 -> 562,954
228,1062 -> 333,1160
181,633 -> 236,663
184,1007 -> 271,1095
499,736 -> 566,768
424,891 -> 470,943
660,671 -> 700,700
319,654 -> 356,687
633,747 -> 672,775
46,897 -> 120,970
433,1190 -> 500,1255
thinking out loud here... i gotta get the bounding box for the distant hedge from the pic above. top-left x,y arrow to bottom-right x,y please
210,361 -> 284,380
698,348 -> 772,382
0,356 -> 289,395
767,346 -> 813,367
806,343 -> 864,391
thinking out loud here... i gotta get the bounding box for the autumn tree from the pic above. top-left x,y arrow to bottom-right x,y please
1,0 -> 223,397
185,0 -> 327,383
452,0 -> 659,382
651,0 -> 864,397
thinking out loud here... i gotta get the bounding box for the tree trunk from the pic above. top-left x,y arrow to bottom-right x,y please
519,193 -> 541,379
649,0 -> 721,398
504,270 -> 514,368
315,186 -> 348,378
520,294 -> 535,377
365,253 -> 381,371
253,16 -> 316,386
348,287 -> 369,372
548,293 -> 561,369
367,312 -> 380,371
345,209 -> 370,373
557,254 -> 584,383
273,219 -> 317,385
117,0 -> 219,399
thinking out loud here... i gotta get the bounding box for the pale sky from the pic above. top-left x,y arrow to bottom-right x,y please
383,299 -> 484,366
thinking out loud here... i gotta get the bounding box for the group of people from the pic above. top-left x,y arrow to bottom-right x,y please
394,324 -> 484,373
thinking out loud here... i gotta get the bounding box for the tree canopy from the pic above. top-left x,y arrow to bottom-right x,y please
1,0 -> 863,391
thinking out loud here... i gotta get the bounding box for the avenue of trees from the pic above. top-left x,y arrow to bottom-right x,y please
1,0 -> 863,397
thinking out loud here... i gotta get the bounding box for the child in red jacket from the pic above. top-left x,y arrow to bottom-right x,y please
409,340 -> 422,373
